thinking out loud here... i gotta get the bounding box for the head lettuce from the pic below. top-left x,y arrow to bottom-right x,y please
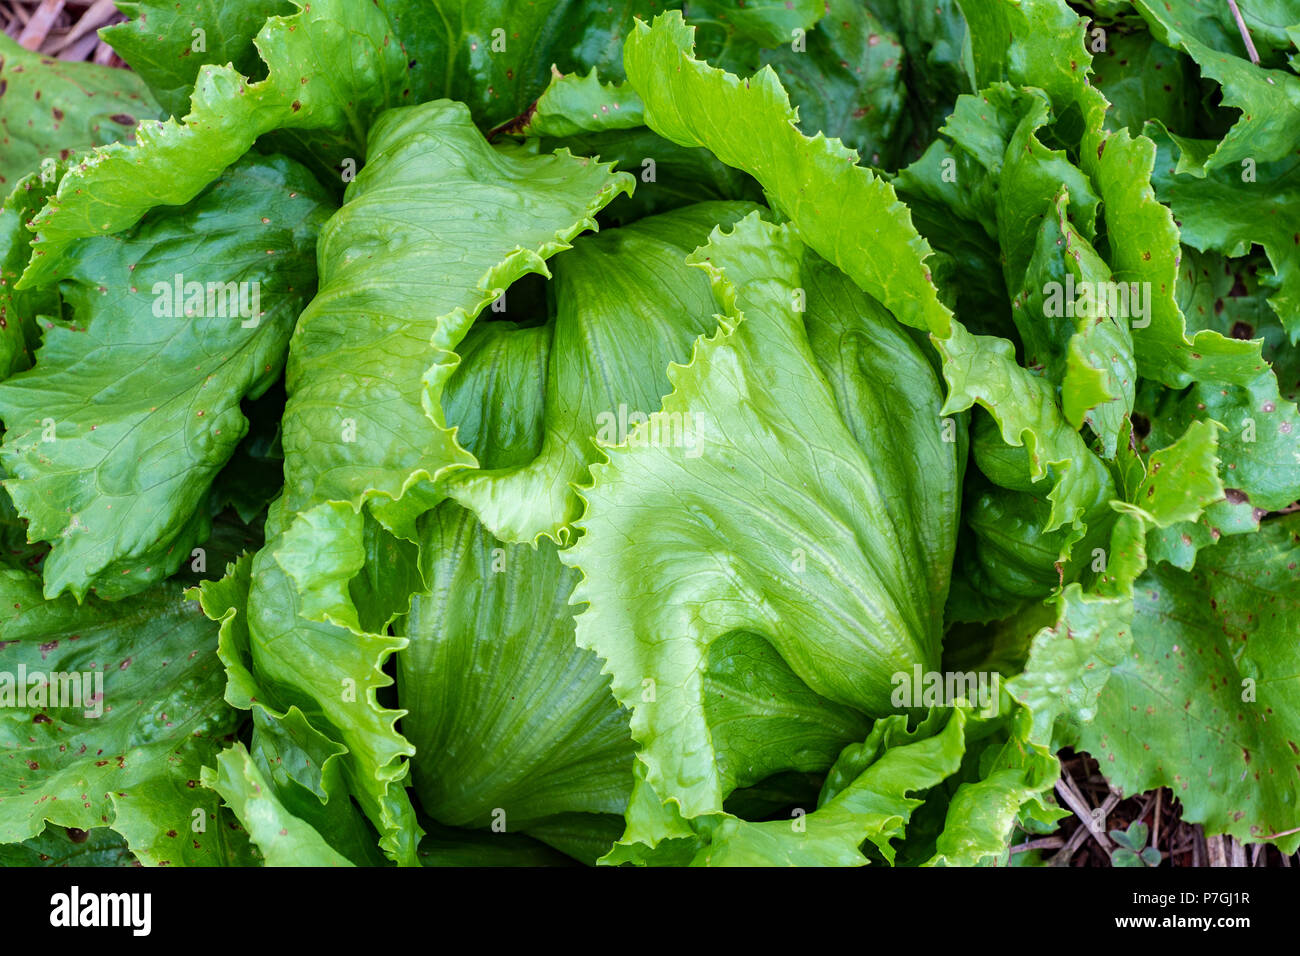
0,0 -> 1297,868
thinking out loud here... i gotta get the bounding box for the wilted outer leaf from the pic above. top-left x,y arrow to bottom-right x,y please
1078,514 -> 1300,853
0,32 -> 158,190
0,571 -> 257,865
1132,0 -> 1300,174
0,156 -> 331,600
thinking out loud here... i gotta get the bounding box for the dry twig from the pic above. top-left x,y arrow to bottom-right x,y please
1225,0 -> 1261,64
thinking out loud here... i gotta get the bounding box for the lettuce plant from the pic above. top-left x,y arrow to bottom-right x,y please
0,0 -> 1296,867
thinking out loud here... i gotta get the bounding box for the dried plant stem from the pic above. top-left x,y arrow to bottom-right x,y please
1225,0 -> 1261,64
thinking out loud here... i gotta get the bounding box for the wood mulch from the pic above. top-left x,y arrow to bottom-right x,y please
1017,749 -> 1294,867
2,0 -> 126,63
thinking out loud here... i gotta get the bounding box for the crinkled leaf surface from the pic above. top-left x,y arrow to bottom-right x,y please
201,742 -> 352,866
0,572 -> 257,865
220,502 -> 422,865
625,11 -> 1116,563
694,710 -> 969,866
194,553 -> 396,868
279,99 -> 631,537
17,0 -> 411,287
446,201 -> 755,542
102,0 -> 292,120
0,156 -> 330,600
955,0 -> 1266,393
562,213 -> 961,820
518,67 -> 644,138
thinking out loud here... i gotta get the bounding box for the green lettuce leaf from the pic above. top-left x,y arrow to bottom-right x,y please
624,10 -> 1116,574
613,699 -> 1060,867
278,99 -> 630,541
398,502 -> 634,829
199,508 -> 422,865
1009,419 -> 1225,746
102,0 -> 291,120
446,201 -> 755,542
625,11 -> 950,336
954,0 -> 1265,392
562,212 -> 961,820
255,107 -> 633,861
0,169 -> 60,380
694,710 -> 970,866
1090,23 -> 1196,135
520,67 -> 645,138
1077,514 -> 1300,853
749,0 -> 907,167
0,156 -> 331,600
688,0 -> 825,48
535,125 -> 763,224
201,742 -> 353,866
417,818 -> 578,866
0,571 -> 257,865
193,554 -> 397,867
1148,122 -> 1300,341
0,32 -> 158,190
0,824 -> 138,867
1132,0 -> 1300,174
17,0 -> 412,288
